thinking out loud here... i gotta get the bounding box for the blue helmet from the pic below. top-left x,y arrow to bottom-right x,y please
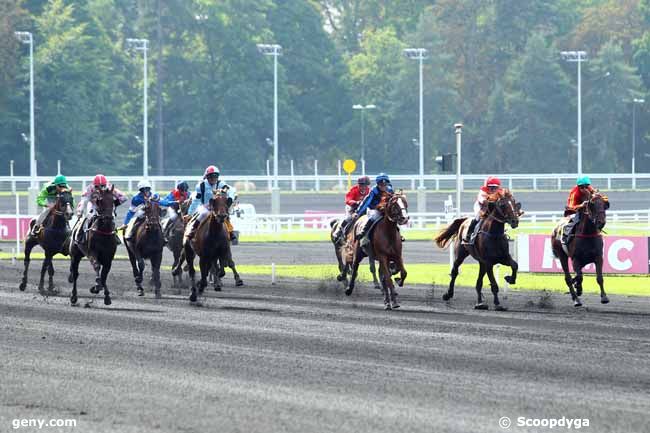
177,180 -> 189,191
375,173 -> 390,184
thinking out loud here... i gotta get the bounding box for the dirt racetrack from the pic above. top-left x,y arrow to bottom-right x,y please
1,247 -> 650,433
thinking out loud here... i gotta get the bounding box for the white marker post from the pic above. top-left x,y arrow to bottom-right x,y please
15,193 -> 21,256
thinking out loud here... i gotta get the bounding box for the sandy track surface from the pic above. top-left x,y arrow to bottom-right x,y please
1,257 -> 649,433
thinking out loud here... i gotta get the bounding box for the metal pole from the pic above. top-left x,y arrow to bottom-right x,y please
418,54 -> 424,189
577,58 -> 582,176
143,40 -> 149,179
455,124 -> 463,218
633,102 -> 636,189
314,160 -> 319,191
28,34 -> 36,187
290,159 -> 296,191
57,160 -> 61,175
361,109 -> 365,167
10,160 -> 15,194
273,51 -> 278,190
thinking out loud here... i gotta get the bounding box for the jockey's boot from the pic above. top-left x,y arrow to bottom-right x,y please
464,218 -> 479,244
355,219 -> 372,241
187,219 -> 200,240
29,224 -> 41,238
333,221 -> 346,244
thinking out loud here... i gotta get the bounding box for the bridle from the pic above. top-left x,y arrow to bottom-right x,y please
51,190 -> 73,219
210,191 -> 229,223
90,189 -> 116,235
143,199 -> 161,230
385,193 -> 409,225
485,192 -> 520,227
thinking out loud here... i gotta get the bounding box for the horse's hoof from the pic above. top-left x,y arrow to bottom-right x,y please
345,288 -> 353,296
137,288 -> 144,296
574,299 -> 583,307
504,275 -> 515,284
391,303 -> 400,309
397,278 -> 405,287
214,286 -> 221,292
235,280 -> 244,287
70,295 -> 77,305
90,285 -> 100,294
68,274 -> 74,283
494,305 -> 508,311
336,274 -> 344,282
384,304 -> 392,310
19,282 -> 26,291
601,296 -> 610,304
218,270 -> 225,278
155,290 -> 161,299
474,303 -> 489,310
104,296 -> 112,306
576,288 -> 583,297
189,291 -> 197,303
373,284 -> 381,291
442,293 -> 452,301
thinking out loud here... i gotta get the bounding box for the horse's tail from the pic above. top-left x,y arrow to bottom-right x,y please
434,217 -> 467,249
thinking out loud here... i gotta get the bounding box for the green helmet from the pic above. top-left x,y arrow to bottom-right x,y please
53,174 -> 68,186
576,176 -> 591,186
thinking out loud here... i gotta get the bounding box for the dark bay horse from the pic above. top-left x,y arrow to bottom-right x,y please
551,192 -> 609,307
329,219 -> 381,290
19,189 -> 74,293
344,193 -> 409,310
166,200 -> 189,288
125,198 -> 164,298
183,192 -> 242,303
69,186 -> 118,306
435,190 -> 522,310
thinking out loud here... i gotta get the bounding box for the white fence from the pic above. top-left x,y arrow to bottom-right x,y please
2,171 -> 650,193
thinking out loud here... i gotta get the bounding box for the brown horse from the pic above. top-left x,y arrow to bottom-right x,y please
434,190 -> 522,310
124,198 -> 164,298
551,192 -> 609,307
69,186 -> 118,306
329,219 -> 381,290
343,193 -> 409,310
19,189 -> 74,293
165,199 -> 189,288
183,191 -> 242,303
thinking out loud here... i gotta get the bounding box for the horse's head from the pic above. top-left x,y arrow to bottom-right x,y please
386,191 -> 409,226
488,189 -> 521,229
209,190 -> 230,222
143,197 -> 161,229
93,184 -> 115,218
55,188 -> 74,220
585,191 -> 608,230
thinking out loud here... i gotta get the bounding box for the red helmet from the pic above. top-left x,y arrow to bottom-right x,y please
203,165 -> 220,178
93,174 -> 108,187
357,176 -> 370,186
484,176 -> 501,187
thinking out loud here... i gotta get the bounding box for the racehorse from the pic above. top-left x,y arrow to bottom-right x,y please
434,190 -> 522,310
69,186 -> 118,306
166,199 -> 189,288
183,191 -> 242,303
19,189 -> 74,293
124,198 -> 164,298
329,219 -> 381,290
551,192 -> 609,307
343,193 -> 409,310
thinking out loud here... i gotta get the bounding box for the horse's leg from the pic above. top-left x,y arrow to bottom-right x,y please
171,249 -> 180,288
503,254 -> 518,285
334,242 -> 346,282
474,262 -> 488,310
151,252 -> 162,299
228,258 -> 243,286
101,259 -> 112,306
19,236 -> 38,291
556,248 -> 580,306
70,252 -> 82,305
198,256 -> 211,294
369,259 -> 381,290
137,257 -> 146,294
211,259 -> 222,291
47,259 -> 56,292
595,255 -> 608,304
345,246 -> 364,296
395,257 -> 407,288
377,257 -> 392,309
443,240 -> 469,301
185,246 -> 198,302
126,248 -> 143,295
38,253 -> 50,293
572,258 -> 584,298
486,266 -> 507,311
89,256 -> 102,294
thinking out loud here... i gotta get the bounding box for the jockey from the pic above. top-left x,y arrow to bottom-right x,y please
162,180 -> 190,237
74,174 -> 127,244
332,175 -> 371,243
186,165 -> 238,241
562,176 -> 597,245
464,176 -> 503,244
354,173 -> 395,243
123,180 -> 173,241
30,174 -> 72,236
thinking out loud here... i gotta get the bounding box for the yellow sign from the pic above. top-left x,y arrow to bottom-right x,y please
342,159 -> 356,174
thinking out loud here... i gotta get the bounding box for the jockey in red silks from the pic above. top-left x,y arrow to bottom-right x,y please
332,175 -> 371,243
561,176 -> 598,245
74,174 -> 127,244
162,181 -> 190,237
463,176 -> 503,244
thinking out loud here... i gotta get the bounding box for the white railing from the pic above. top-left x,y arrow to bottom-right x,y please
1,171 -> 650,193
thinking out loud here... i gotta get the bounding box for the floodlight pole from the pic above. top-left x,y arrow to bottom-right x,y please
561,50 -> 587,176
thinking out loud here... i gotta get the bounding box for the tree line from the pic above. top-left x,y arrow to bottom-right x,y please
1,0 -> 649,177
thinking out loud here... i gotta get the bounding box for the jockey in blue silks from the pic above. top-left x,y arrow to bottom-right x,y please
354,173 -> 394,242
123,179 -> 173,241
186,165 -> 238,241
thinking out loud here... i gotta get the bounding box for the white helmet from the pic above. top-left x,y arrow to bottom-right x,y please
137,180 -> 152,191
